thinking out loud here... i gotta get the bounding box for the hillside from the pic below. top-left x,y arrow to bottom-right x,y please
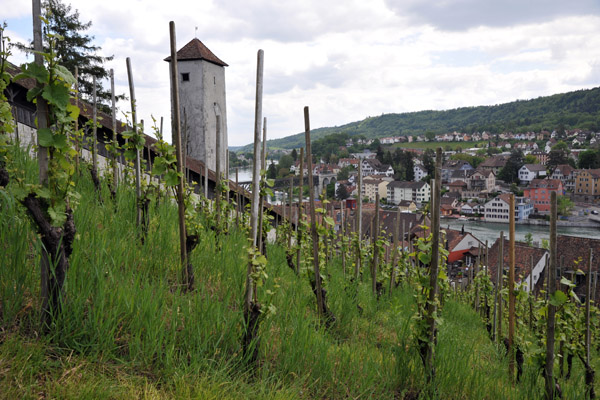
3,146 -> 598,399
237,86 -> 600,153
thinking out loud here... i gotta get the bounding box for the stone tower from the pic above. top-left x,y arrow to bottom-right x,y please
165,38 -> 228,173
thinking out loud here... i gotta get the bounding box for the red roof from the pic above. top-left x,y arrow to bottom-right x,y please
164,38 -> 228,66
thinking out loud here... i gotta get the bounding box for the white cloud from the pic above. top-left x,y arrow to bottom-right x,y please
4,1 -> 600,146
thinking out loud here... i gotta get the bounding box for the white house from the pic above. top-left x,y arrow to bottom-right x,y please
387,181 -> 431,205
414,164 -> 427,182
518,164 -> 547,184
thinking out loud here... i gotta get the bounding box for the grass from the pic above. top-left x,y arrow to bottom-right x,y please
1,144 -> 598,399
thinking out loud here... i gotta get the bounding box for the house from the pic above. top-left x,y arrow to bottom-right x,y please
478,155 -> 508,175
484,194 -> 533,222
442,160 -> 473,183
556,235 -> 600,302
574,169 -> 600,202
413,228 -> 484,265
414,164 -> 427,182
362,176 -> 392,202
550,164 -> 576,192
523,179 -> 563,213
529,151 -> 548,165
518,164 -> 547,184
487,239 -> 548,293
361,158 -> 394,177
398,200 -> 417,212
387,181 -> 431,205
448,180 -> 467,196
338,158 -> 359,168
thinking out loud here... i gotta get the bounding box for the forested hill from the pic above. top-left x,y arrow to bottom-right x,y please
238,86 -> 600,152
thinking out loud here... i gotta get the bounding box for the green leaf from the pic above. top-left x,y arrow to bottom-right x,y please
42,82 -> 70,109
26,86 -> 43,102
560,277 -> 576,288
53,64 -> 76,85
418,252 -> 431,264
152,162 -> 167,176
52,134 -> 68,150
164,169 -> 180,186
549,290 -> 568,307
38,128 -> 54,147
66,103 -> 80,120
16,62 -> 49,84
323,216 -> 334,226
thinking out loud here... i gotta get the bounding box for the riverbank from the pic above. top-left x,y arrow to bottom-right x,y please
441,216 -> 600,228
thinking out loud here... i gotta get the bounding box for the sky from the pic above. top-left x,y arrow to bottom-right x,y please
3,0 -> 600,147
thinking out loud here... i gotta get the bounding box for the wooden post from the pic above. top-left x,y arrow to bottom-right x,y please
168,22 -> 190,290
92,75 -> 98,173
493,231 -> 503,343
305,106 -> 325,318
530,254 -> 534,329
33,0 -> 51,330
126,57 -> 142,228
226,149 -> 230,204
215,114 -> 222,229
372,192 -> 380,296
355,161 -> 363,280
235,167 -> 240,226
586,249 -> 593,366
475,244 -> 480,312
508,194 -> 516,380
341,201 -> 346,276
74,66 -> 79,173
425,147 -> 442,382
545,191 -> 557,399
296,147 -> 304,276
390,206 -> 401,293
110,69 -> 118,189
244,49 -> 263,314
288,176 -> 294,248
257,117 -> 267,256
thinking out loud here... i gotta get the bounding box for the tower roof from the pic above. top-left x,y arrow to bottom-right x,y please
164,38 -> 228,67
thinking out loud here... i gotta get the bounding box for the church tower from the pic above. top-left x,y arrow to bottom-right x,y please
165,38 -> 228,174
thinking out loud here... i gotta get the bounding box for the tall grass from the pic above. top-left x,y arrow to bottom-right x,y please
1,144 -> 598,399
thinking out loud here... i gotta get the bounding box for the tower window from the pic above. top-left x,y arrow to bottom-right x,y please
181,73 -> 190,82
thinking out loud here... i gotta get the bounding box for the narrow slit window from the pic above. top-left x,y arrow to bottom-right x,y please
181,73 -> 190,82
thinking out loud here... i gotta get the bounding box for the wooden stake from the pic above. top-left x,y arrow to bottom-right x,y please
33,0 -> 48,186
92,75 -> 98,174
305,106 -> 325,319
508,194 -> 516,380
545,191 -> 557,399
586,249 -> 592,366
244,49 -> 264,313
168,21 -> 189,290
126,57 -> 142,228
110,69 -> 118,189
74,66 -> 80,173
425,147 -> 442,382
296,147 -> 304,276
372,192 -> 380,296
355,161 -> 363,280
390,206 -> 401,293
215,114 -> 221,229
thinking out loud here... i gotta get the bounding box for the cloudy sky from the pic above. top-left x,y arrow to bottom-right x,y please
4,0 -> 600,146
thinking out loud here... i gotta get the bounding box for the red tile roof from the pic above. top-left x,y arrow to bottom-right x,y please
164,38 -> 228,67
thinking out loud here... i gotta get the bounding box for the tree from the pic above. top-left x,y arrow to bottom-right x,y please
557,195 -> 574,216
579,149 -> 600,169
337,165 -> 353,181
425,131 -> 436,142
291,148 -> 298,161
524,154 -> 538,164
548,141 -> 570,170
17,0 -> 121,110
279,154 -> 293,170
524,232 -> 533,246
498,150 -> 524,184
326,182 -> 335,199
423,149 -> 435,176
267,162 -> 277,179
336,183 -> 349,200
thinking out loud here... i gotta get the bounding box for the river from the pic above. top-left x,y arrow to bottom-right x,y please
442,218 -> 600,245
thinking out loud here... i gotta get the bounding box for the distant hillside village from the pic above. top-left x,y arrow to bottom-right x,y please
253,127 -> 600,223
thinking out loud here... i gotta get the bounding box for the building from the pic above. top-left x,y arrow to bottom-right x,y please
487,239 -> 548,292
530,151 -> 548,165
414,164 -> 427,182
361,158 -> 394,177
362,176 -> 391,202
523,179 -> 563,213
484,194 -> 533,222
442,160 -> 473,183
387,181 -> 431,205
575,169 -> 600,202
550,164 -> 576,192
478,155 -> 508,175
165,38 -> 228,173
518,164 -> 547,184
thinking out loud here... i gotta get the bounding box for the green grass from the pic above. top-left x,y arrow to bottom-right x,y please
1,144 -> 598,399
